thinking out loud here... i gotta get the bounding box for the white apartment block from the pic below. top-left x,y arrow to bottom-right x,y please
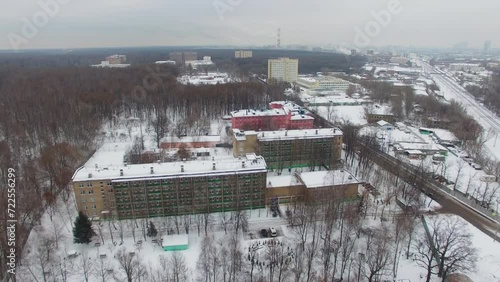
268,58 -> 299,83
296,76 -> 351,92
235,50 -> 253,58
449,63 -> 486,72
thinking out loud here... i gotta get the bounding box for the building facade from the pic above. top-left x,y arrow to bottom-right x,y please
230,102 -> 314,131
232,128 -> 343,170
268,58 -> 299,83
169,52 -> 198,65
265,170 -> 360,205
106,55 -> 127,64
72,155 -> 267,219
296,76 -> 351,92
235,50 -> 253,59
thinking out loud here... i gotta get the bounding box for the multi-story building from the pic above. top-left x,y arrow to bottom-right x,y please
169,52 -> 198,65
296,76 -> 351,92
71,154 -> 267,219
235,50 -> 253,59
231,128 -> 343,170
448,63 -> 485,72
268,58 -> 299,83
230,101 -> 314,131
266,169 -> 360,204
106,55 -> 127,64
390,56 -> 409,65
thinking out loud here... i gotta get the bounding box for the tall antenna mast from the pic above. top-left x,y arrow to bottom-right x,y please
277,28 -> 281,48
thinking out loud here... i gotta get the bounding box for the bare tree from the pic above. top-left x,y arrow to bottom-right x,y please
266,239 -> 292,282
129,219 -> 138,242
219,212 -> 231,235
290,244 -> 305,282
79,252 -> 93,282
231,209 -> 248,235
203,212 -> 213,235
169,251 -> 188,282
94,257 -> 113,282
413,231 -> 439,282
183,215 -> 191,234
116,218 -> 125,245
432,216 -> 478,280
197,236 -> 217,282
364,228 -> 392,282
115,247 -> 146,282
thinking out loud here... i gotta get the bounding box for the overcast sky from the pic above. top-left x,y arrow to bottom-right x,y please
0,0 -> 497,50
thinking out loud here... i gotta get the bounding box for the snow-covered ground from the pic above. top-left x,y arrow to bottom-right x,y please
312,105 -> 367,125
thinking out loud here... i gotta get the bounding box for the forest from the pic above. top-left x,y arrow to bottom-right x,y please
0,60 -> 286,280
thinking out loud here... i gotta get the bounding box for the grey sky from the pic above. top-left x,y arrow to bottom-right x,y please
0,0 -> 497,50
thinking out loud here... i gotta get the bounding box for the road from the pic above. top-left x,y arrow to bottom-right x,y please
357,140 -> 500,240
421,61 -> 500,135
307,109 -> 500,240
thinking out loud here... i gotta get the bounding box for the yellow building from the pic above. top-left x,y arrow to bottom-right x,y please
268,58 -> 299,83
232,128 -> 343,170
72,154 -> 268,219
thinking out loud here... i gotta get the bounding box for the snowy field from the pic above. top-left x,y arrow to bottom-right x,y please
312,105 -> 367,125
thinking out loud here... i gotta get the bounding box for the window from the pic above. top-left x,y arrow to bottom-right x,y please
81,198 -> 86,203
84,206 -> 88,210
78,183 -> 84,188
89,197 -> 95,202
88,190 -> 94,194
80,191 -> 85,195
87,182 -> 92,187
91,205 -> 96,209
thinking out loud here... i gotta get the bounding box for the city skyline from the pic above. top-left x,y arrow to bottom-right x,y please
1,0 -> 499,50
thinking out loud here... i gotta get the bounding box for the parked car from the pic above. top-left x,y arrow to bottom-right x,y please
471,163 -> 482,170
269,227 -> 277,237
260,229 -> 269,238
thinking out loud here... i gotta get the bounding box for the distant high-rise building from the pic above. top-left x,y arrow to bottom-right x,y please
235,50 -> 253,59
268,57 -> 299,83
169,52 -> 198,64
484,40 -> 492,54
351,49 -> 357,56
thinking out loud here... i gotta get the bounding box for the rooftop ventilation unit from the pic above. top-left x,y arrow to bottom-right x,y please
120,169 -> 123,176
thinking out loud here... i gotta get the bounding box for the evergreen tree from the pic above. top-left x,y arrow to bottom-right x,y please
73,211 -> 95,244
147,221 -> 158,238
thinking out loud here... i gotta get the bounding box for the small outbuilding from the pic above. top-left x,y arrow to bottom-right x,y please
376,120 -> 394,131
162,234 -> 189,251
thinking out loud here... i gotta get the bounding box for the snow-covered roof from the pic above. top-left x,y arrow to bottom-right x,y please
300,170 -> 360,188
160,135 -> 221,143
231,108 -> 288,117
290,115 -> 314,121
234,128 -> 342,141
162,234 -> 188,247
430,128 -> 458,142
377,120 -> 391,127
395,142 -> 446,152
266,175 -> 300,188
72,154 -> 267,182
81,142 -> 130,169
